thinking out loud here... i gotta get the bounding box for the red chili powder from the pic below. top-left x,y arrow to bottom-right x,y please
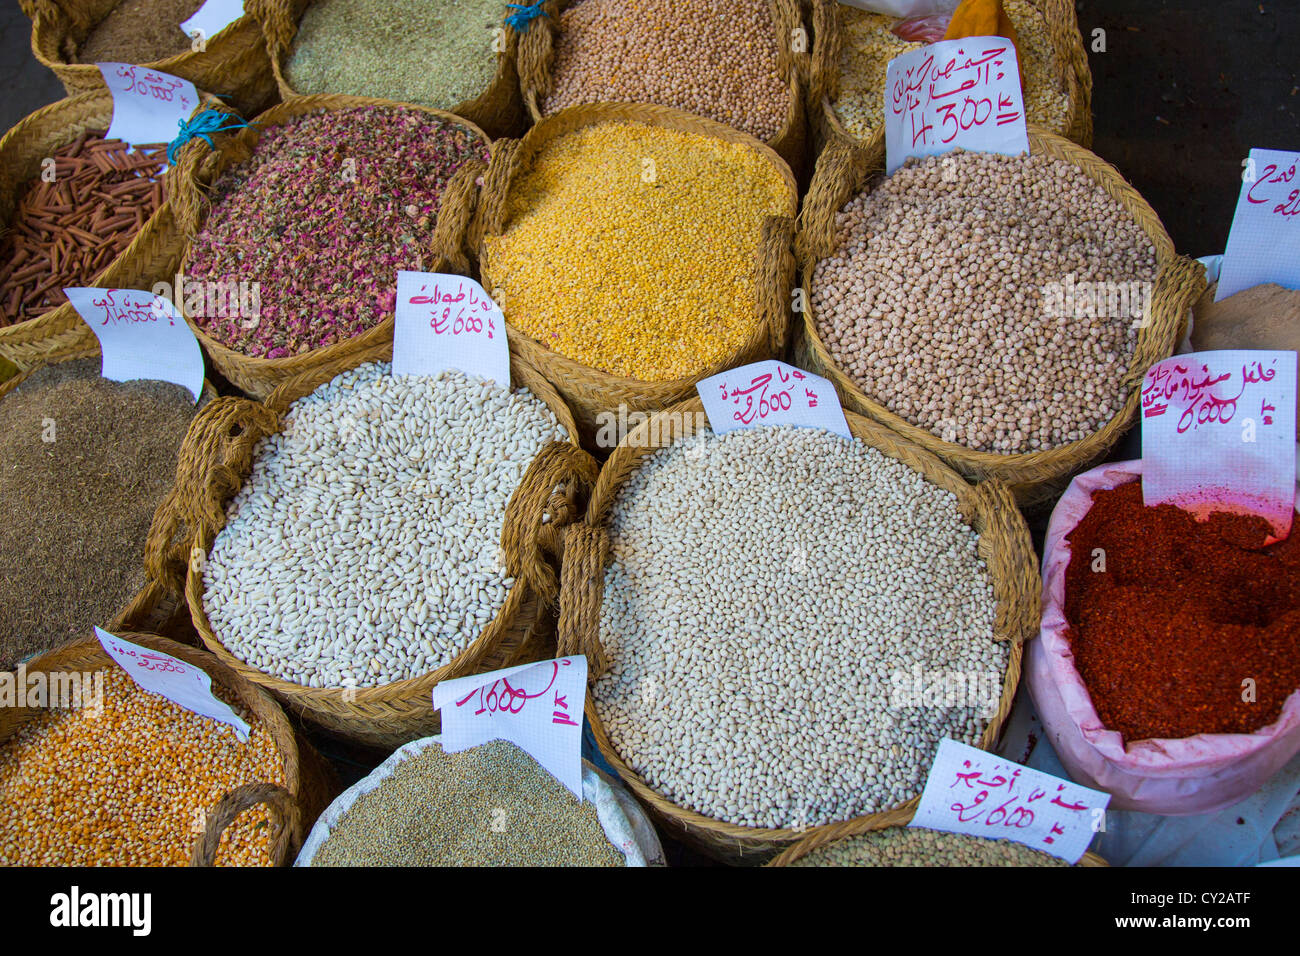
1064,480 -> 1300,743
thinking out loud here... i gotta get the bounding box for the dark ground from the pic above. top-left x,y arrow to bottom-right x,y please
3,0 -> 1297,864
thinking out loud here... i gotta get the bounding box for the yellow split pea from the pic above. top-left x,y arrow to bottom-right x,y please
481,122 -> 790,381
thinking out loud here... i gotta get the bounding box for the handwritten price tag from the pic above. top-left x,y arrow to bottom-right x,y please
65,287 -> 204,401
911,739 -> 1109,864
884,37 -> 1028,175
95,628 -> 250,741
393,271 -> 510,387
431,656 -> 587,799
696,360 -> 850,438
96,64 -> 197,147
180,0 -> 246,43
1141,349 -> 1297,538
1218,148 -> 1300,301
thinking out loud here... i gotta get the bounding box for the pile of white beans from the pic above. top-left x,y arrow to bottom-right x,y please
593,425 -> 1006,828
203,363 -> 568,688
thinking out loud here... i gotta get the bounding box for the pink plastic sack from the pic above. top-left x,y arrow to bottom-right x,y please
893,14 -> 951,43
1028,459 -> 1300,815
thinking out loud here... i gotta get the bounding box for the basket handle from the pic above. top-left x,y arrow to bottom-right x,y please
807,0 -> 841,108
758,215 -> 797,357
471,138 -> 524,253
165,101 -> 249,239
502,440 -> 601,602
190,782 -> 299,866
1120,254 -> 1207,394
429,156 -> 488,275
248,0 -> 302,60
516,0 -> 560,104
557,521 -> 610,678
144,396 -> 281,596
795,136 -> 866,266
969,478 -> 1040,644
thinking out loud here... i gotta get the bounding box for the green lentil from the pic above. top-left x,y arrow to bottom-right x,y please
285,0 -> 504,111
790,827 -> 1071,867
311,740 -> 625,867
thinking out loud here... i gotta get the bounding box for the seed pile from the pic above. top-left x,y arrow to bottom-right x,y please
594,426 -> 1004,829
1,133 -> 166,326
74,0 -> 202,64
310,740 -> 624,866
285,0 -> 503,111
481,122 -> 790,381
541,0 -> 790,142
203,364 -> 568,688
1065,480 -> 1300,742
810,150 -> 1157,453
832,1 -> 1070,140
790,827 -> 1069,866
0,360 -> 198,669
0,666 -> 285,866
186,107 -> 487,358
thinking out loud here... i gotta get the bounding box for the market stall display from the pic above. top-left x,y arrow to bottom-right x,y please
0,632 -> 334,866
519,0 -> 806,171
0,354 -> 213,670
796,132 -> 1205,507
257,0 -> 524,138
145,342 -> 592,747
465,103 -> 796,444
174,97 -> 490,398
297,737 -> 663,866
20,0 -> 275,115
548,399 -> 1037,862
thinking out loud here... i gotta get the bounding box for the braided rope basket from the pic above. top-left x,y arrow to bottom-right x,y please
144,337 -> 596,748
440,101 -> 798,449
543,397 -> 1039,864
20,0 -> 276,115
516,0 -> 809,177
806,0 -> 1092,154
253,0 -> 525,139
0,631 -> 336,866
169,93 -> 492,401
793,127 -> 1207,511
767,812 -> 1108,866
0,90 -> 228,370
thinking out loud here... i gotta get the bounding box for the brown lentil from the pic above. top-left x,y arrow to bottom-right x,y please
310,739 -> 624,866
0,360 -> 198,669
810,150 -> 1157,454
542,0 -> 790,142
481,121 -> 789,381
0,133 -> 166,327
75,0 -> 204,64
790,826 -> 1070,866
0,667 -> 285,866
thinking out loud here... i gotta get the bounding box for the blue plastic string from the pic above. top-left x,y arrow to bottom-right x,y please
505,2 -> 548,31
166,110 -> 255,166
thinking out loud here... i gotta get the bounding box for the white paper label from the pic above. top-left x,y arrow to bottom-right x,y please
65,287 -> 204,401
884,37 -> 1028,176
1141,349 -> 1297,539
393,272 -> 511,387
696,360 -> 850,438
911,739 -> 1109,864
95,628 -> 250,741
180,0 -> 245,42
97,64 -> 198,147
1218,148 -> 1300,301
432,656 -> 586,799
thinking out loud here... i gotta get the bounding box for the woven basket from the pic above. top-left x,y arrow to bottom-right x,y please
0,631 -> 336,866
547,398 -> 1039,864
170,93 -> 492,401
449,101 -> 798,449
516,0 -> 809,177
0,344 -> 217,658
21,0 -> 276,116
767,814 -> 1108,866
807,0 -> 1092,154
0,90 -> 226,370
794,128 -> 1207,511
143,338 -> 597,749
255,0 -> 524,139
